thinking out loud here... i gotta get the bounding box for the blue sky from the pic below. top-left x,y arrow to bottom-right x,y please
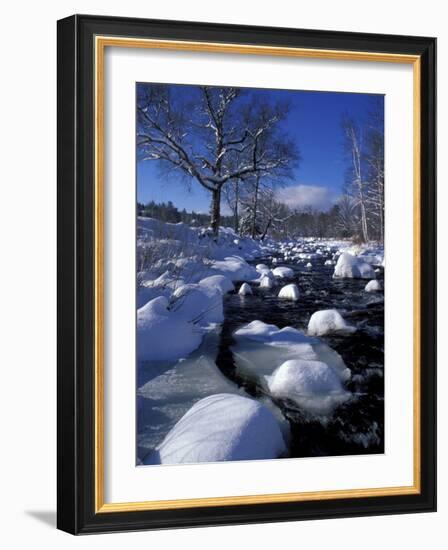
137,85 -> 383,213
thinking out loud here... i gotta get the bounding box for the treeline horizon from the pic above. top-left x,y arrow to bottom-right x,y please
137,199 -> 378,241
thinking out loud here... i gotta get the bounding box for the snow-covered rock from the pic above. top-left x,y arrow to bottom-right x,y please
199,275 -> 234,295
238,282 -> 253,296
333,253 -> 376,279
278,284 -> 300,301
306,262 -> 312,268
365,279 -> 382,292
256,263 -> 270,274
267,359 -> 349,414
259,275 -> 274,289
137,296 -> 203,361
308,309 -> 356,336
272,266 -> 295,279
143,394 -> 287,465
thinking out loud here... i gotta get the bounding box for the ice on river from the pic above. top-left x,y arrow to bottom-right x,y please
333,252 -> 376,279
142,393 -> 288,465
307,309 -> 356,336
231,321 -> 351,414
138,330 -> 247,460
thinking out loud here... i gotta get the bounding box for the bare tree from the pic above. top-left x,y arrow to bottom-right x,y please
365,99 -> 385,242
137,85 -> 298,237
342,117 -> 370,242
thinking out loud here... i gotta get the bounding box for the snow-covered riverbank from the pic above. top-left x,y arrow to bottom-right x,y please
137,217 -> 384,465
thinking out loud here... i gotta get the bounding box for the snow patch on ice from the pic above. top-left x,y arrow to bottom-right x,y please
231,321 -> 351,414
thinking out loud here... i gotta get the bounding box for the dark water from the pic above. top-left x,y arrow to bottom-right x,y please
216,252 -> 384,458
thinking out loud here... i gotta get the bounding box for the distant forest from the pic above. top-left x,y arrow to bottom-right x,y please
137,199 -> 361,240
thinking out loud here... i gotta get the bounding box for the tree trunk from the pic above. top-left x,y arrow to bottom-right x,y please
233,181 -> 239,233
210,187 -> 221,238
251,175 -> 260,239
260,218 -> 272,241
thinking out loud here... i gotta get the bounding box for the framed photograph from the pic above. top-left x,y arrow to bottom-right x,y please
57,14 -> 436,534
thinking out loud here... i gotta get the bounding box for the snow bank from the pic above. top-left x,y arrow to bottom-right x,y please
365,279 -> 382,292
210,255 -> 258,282
171,283 -> 223,325
272,266 -> 295,279
307,309 -> 356,336
333,253 -> 376,279
137,296 -> 203,361
199,275 -> 234,295
238,282 -> 253,296
143,394 -> 287,465
278,284 -> 300,301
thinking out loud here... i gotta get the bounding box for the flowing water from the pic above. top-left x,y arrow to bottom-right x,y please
216,253 -> 384,458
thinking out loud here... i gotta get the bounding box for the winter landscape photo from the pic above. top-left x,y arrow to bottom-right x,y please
136,83 -> 385,467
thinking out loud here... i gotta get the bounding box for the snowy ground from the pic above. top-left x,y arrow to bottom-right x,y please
137,217 -> 384,465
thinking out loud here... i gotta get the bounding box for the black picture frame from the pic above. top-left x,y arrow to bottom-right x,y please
57,14 -> 436,534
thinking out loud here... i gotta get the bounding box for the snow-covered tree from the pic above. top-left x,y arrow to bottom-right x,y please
137,85 -> 298,237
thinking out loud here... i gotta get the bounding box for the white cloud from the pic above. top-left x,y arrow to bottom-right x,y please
275,184 -> 339,211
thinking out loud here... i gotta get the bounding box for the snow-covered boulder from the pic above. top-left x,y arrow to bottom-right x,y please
272,266 -> 295,279
143,394 -> 287,465
333,253 -> 376,279
137,296 -> 203,361
308,309 -> 356,336
238,282 -> 253,296
267,359 -> 349,414
199,275 -> 234,295
365,279 -> 382,292
259,275 -> 274,289
269,359 -> 342,395
278,284 -> 300,301
256,263 -> 270,274
172,283 -> 223,324
306,262 -> 312,268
